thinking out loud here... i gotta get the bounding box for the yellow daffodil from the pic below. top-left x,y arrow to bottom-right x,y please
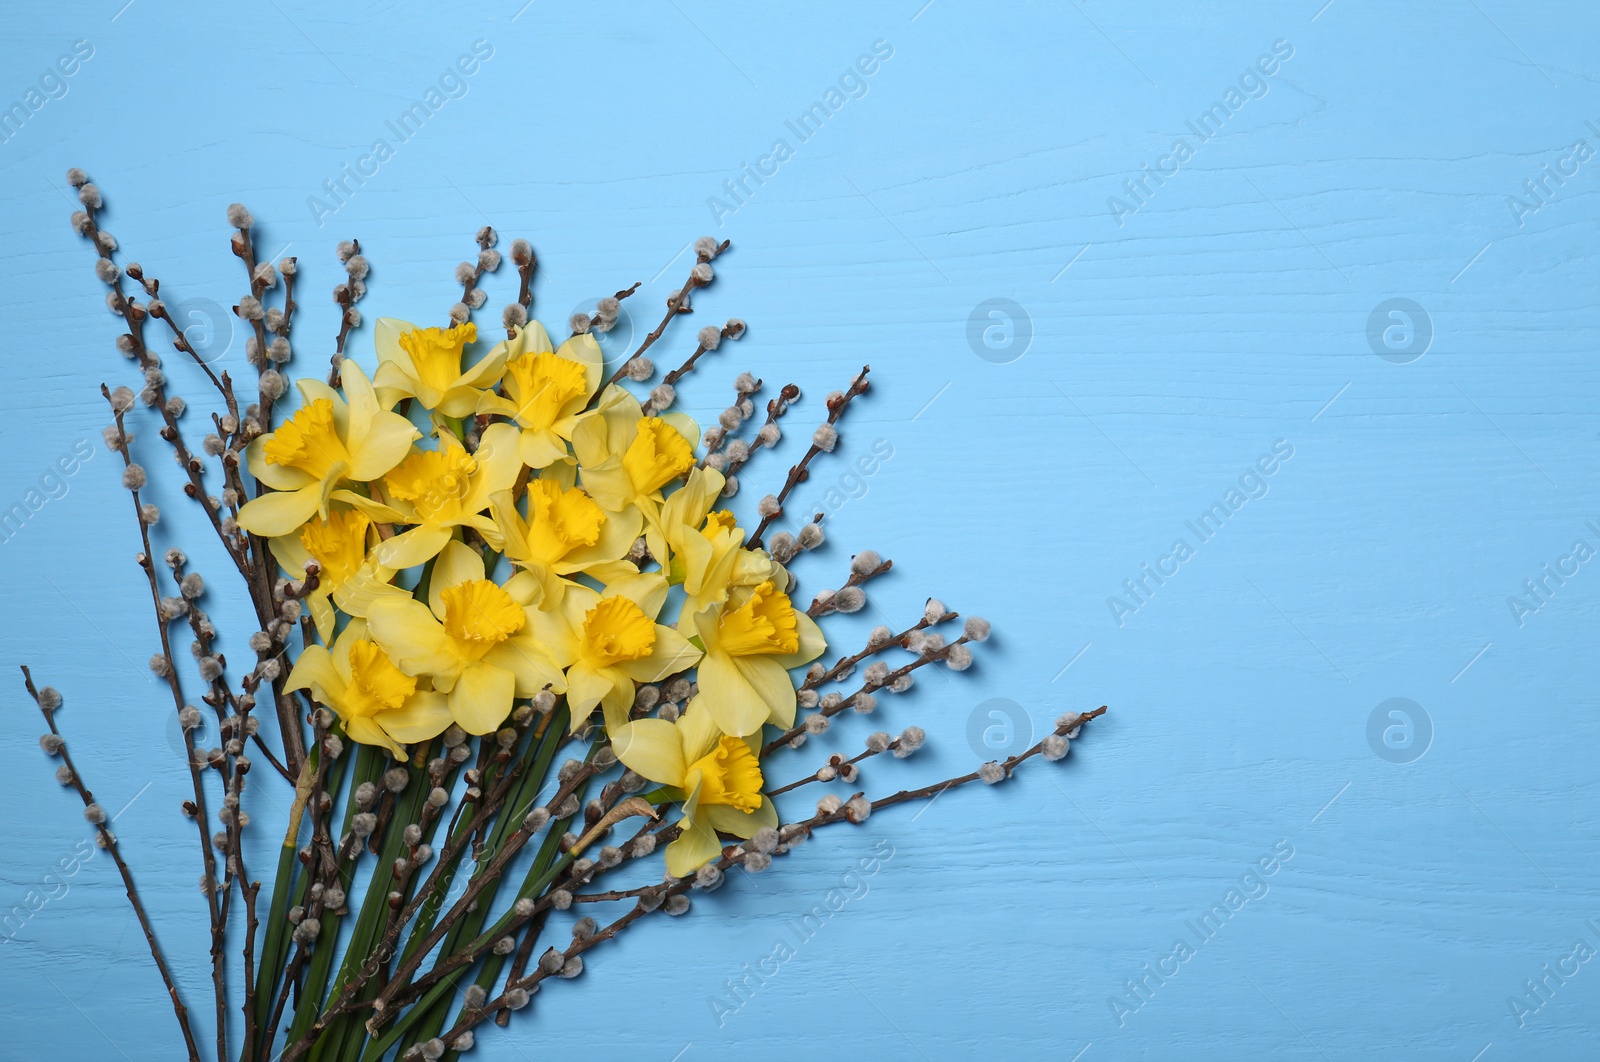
364,540 -> 564,735
285,618 -> 454,759
370,423 -> 522,570
612,700 -> 777,876
524,572 -> 701,734
488,474 -> 642,606
570,385 -> 698,520
238,361 -> 420,537
687,579 -> 825,736
475,325 -> 604,469
654,466 -> 786,615
373,319 -> 505,417
267,506 -> 402,643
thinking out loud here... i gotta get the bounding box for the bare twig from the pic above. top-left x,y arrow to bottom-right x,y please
22,667 -> 204,1062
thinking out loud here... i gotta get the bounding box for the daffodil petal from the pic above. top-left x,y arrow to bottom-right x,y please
348,410 -> 421,482
618,625 -> 701,683
603,571 -> 669,616
310,594 -> 336,645
372,360 -> 417,396
378,690 -> 455,744
611,719 -> 687,786
448,661 -> 516,735
484,634 -> 567,698
734,654 -> 799,729
458,348 -> 508,389
474,423 -> 524,493
704,795 -> 778,837
576,458 -> 634,512
519,429 -> 570,470
434,385 -> 484,419
331,559 -> 403,619
326,489 -> 408,524
374,524 -> 454,571
284,644 -> 342,704
563,665 -> 615,730
345,716 -> 406,759
245,437 -> 315,491
599,674 -> 636,736
665,815 -> 724,878
692,651 -> 770,737
375,318 -> 419,375
237,486 -> 322,538
502,571 -> 543,608
675,699 -> 725,762
525,593 -> 585,668
366,596 -> 461,680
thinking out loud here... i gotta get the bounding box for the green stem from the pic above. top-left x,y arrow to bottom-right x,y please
360,828 -> 582,1061
284,746 -> 386,1050
256,745 -> 348,1059
311,745 -> 438,1062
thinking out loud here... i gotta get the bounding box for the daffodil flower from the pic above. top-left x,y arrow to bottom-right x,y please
364,540 -> 565,735
237,361 -> 420,537
612,700 -> 777,877
370,422 -> 522,570
570,385 -> 698,521
654,466 -> 785,615
525,572 -> 701,734
475,325 -> 604,469
488,473 -> 642,606
373,320 -> 505,418
687,579 -> 824,737
285,618 -> 454,759
267,506 -> 402,643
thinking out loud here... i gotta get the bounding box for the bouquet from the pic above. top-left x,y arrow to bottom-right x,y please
25,169 -> 1107,1061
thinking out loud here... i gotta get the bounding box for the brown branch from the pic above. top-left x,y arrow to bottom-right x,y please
584,239 -> 727,411
763,633 -> 973,757
101,389 -> 229,1060
747,364 -> 870,548
420,707 -> 1111,1051
22,667 -> 204,1062
807,557 -> 894,618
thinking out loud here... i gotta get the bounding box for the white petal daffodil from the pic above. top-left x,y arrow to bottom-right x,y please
475,324 -> 604,470
267,506 -> 402,643
570,385 -> 698,520
284,618 -> 454,759
686,578 -> 825,737
364,540 -> 565,735
237,360 -> 420,537
612,699 -> 777,877
524,572 -> 701,734
373,320 -> 506,418
488,474 -> 641,606
370,422 -> 522,570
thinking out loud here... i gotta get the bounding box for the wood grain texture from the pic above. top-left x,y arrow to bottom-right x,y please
1,1 -> 1597,1058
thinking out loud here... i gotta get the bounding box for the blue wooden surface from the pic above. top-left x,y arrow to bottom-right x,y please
2,2 -> 1598,1059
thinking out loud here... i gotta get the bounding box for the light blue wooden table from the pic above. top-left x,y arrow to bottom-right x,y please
2,2 -> 1596,1058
